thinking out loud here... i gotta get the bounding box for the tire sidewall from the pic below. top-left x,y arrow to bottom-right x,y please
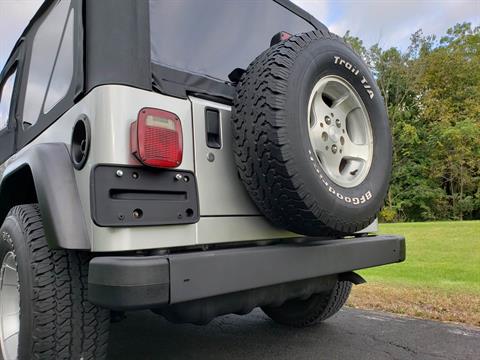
285,38 -> 392,224
0,216 -> 33,360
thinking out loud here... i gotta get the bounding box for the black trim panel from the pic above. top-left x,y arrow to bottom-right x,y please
88,234 -> 405,310
0,143 -> 90,249
84,0 -> 151,92
152,64 -> 234,100
0,53 -> 21,164
90,165 -> 200,227
89,256 -> 170,310
169,235 -> 405,303
156,275 -> 338,324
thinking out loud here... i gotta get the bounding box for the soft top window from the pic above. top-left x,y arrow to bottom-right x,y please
43,9 -> 75,113
0,70 -> 17,131
22,0 -> 72,128
149,0 -> 315,83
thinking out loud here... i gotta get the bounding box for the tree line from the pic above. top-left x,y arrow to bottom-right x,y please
344,23 -> 480,222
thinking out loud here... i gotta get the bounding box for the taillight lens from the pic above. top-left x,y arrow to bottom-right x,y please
130,108 -> 183,168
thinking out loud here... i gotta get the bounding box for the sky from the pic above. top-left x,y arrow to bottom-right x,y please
292,0 -> 479,49
0,0 -> 479,70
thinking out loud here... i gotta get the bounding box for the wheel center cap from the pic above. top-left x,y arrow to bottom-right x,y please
328,126 -> 341,143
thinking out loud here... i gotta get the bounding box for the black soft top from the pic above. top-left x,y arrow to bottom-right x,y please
1,0 -> 327,83
0,0 -> 328,162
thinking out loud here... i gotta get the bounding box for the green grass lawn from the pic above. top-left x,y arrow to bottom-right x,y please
358,221 -> 480,294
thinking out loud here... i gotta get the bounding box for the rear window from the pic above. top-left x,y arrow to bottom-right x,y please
150,0 -> 315,82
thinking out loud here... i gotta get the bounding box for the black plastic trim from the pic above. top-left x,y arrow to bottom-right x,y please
88,234 -> 405,310
169,235 -> 405,303
152,64 -> 235,100
88,256 -> 170,310
0,143 -> 90,249
70,114 -> 91,170
205,108 -> 221,149
90,165 -> 200,227
0,46 -> 23,164
157,275 -> 338,325
339,271 -> 367,285
84,0 -> 151,93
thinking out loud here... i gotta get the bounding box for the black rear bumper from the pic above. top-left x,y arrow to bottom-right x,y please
88,235 -> 405,310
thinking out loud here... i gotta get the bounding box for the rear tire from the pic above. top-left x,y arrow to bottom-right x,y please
0,204 -> 110,360
261,281 -> 352,327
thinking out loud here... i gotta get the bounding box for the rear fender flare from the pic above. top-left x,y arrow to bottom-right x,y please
0,143 -> 90,249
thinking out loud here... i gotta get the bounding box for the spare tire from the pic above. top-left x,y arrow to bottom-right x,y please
232,30 -> 392,235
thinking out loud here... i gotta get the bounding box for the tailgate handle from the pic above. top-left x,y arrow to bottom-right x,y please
205,109 -> 221,149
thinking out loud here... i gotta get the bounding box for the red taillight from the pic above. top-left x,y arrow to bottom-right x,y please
130,107 -> 183,168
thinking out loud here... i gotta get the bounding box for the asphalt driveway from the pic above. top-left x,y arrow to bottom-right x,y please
108,307 -> 480,360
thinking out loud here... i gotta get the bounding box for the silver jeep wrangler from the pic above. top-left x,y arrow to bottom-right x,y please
0,1 -> 404,359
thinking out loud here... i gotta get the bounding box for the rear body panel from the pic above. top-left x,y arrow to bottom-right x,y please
191,97 -> 260,216
0,0 -> 376,253
14,85 -> 292,251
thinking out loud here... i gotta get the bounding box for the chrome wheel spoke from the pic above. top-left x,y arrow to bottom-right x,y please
312,92 -> 331,124
319,151 -> 342,177
343,137 -> 369,162
4,264 -> 15,272
0,252 -> 20,360
331,91 -> 350,111
3,324 -> 19,344
4,332 -> 18,360
309,126 -> 324,150
307,75 -> 373,188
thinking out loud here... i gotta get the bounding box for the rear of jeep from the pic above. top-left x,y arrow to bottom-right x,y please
0,1 -> 405,359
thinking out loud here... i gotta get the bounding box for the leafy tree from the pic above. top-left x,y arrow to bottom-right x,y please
417,23 -> 480,220
344,23 -> 480,222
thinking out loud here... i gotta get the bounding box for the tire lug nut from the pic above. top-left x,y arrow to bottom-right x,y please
324,116 -> 331,125
335,119 -> 341,128
332,145 -> 338,154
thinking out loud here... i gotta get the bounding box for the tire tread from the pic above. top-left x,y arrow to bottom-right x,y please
232,31 -> 380,235
262,281 -> 352,327
7,204 -> 110,360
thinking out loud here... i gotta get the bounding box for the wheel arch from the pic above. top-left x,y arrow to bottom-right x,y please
0,143 -> 90,249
